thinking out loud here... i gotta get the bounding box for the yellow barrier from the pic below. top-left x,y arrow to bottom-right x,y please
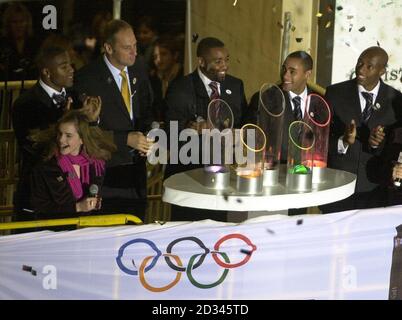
0,214 -> 143,231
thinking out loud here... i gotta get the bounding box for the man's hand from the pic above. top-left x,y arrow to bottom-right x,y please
127,131 -> 153,155
368,125 -> 385,148
343,119 -> 357,147
81,96 -> 102,122
188,120 -> 210,134
393,163 -> 402,181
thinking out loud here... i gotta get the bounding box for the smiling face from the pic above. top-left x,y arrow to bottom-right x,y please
58,122 -> 83,156
43,51 -> 74,91
199,47 -> 229,82
355,49 -> 386,91
281,57 -> 311,95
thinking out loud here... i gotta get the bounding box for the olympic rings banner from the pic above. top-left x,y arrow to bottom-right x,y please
1,206 -> 402,299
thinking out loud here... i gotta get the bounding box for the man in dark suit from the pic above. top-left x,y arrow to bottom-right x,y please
12,45 -> 75,224
323,46 -> 402,213
164,37 -> 248,221
12,45 -> 101,226
74,20 -> 153,220
248,51 -> 318,163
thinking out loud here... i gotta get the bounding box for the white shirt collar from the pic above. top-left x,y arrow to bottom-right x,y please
39,78 -> 66,99
197,68 -> 221,96
288,87 -> 308,102
103,54 -> 129,80
288,87 -> 308,115
358,81 -> 380,111
358,81 -> 380,98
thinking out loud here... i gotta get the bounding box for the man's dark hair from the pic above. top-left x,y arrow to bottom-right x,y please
286,51 -> 313,71
103,19 -> 133,45
196,37 -> 225,57
35,45 -> 67,72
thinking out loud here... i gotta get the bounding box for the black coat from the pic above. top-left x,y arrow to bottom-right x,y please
31,157 -> 104,219
326,78 -> 402,193
12,83 -> 67,212
73,56 -> 153,202
164,70 -> 248,178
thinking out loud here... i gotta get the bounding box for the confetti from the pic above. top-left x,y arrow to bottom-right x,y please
325,21 -> 332,28
236,198 -> 242,203
291,25 -> 296,32
349,25 -> 353,32
377,41 -> 381,47
31,270 -> 37,276
22,265 -> 32,272
233,0 -> 238,6
192,33 -> 199,43
277,21 -> 284,29
358,26 -> 366,32
240,249 -> 252,256
297,219 -> 303,225
316,12 -> 323,18
337,6 -> 343,11
347,15 -> 354,20
296,37 -> 303,43
266,228 -> 276,235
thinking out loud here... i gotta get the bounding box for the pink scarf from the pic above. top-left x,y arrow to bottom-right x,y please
56,152 -> 105,200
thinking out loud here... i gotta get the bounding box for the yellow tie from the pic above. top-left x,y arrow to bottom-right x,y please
120,70 -> 131,114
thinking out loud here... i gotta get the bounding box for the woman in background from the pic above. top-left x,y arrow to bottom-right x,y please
30,110 -> 116,220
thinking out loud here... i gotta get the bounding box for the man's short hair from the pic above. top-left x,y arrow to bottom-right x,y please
35,45 -> 67,71
286,51 -> 313,71
103,19 -> 133,45
196,37 -> 225,57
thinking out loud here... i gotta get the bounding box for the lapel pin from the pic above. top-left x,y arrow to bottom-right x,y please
56,176 -> 63,182
132,77 -> 137,85
225,89 -> 232,95
107,77 -> 113,84
373,103 -> 381,111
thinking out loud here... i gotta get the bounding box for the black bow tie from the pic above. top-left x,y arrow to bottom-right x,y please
52,92 -> 66,107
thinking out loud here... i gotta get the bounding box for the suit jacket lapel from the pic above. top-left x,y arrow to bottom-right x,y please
98,59 -> 132,123
33,83 -> 54,109
192,71 -> 210,119
371,80 -> 388,121
348,80 -> 363,123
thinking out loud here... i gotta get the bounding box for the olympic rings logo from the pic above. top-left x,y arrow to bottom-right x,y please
116,233 -> 257,292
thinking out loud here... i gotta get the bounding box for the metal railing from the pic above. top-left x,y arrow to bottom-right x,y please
0,214 -> 143,231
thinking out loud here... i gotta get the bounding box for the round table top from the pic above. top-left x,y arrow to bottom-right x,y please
163,166 -> 357,212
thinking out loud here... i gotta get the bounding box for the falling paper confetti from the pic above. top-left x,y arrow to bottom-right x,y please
192,33 -> 199,43
377,40 -> 381,47
233,0 -> 238,6
297,219 -> 303,225
349,25 -> 353,32
291,25 -> 296,32
337,6 -> 343,11
277,21 -> 284,29
296,37 -> 303,43
325,21 -> 332,28
316,12 -> 323,18
358,26 -> 366,32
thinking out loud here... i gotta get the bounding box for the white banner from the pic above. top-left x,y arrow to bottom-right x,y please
1,206 -> 402,300
332,0 -> 402,91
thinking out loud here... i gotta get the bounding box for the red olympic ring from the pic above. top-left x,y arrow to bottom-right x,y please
212,233 -> 257,268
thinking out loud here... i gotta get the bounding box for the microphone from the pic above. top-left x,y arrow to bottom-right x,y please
89,184 -> 101,210
89,184 -> 99,197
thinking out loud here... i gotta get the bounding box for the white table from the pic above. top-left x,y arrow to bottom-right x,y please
163,166 -> 356,221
